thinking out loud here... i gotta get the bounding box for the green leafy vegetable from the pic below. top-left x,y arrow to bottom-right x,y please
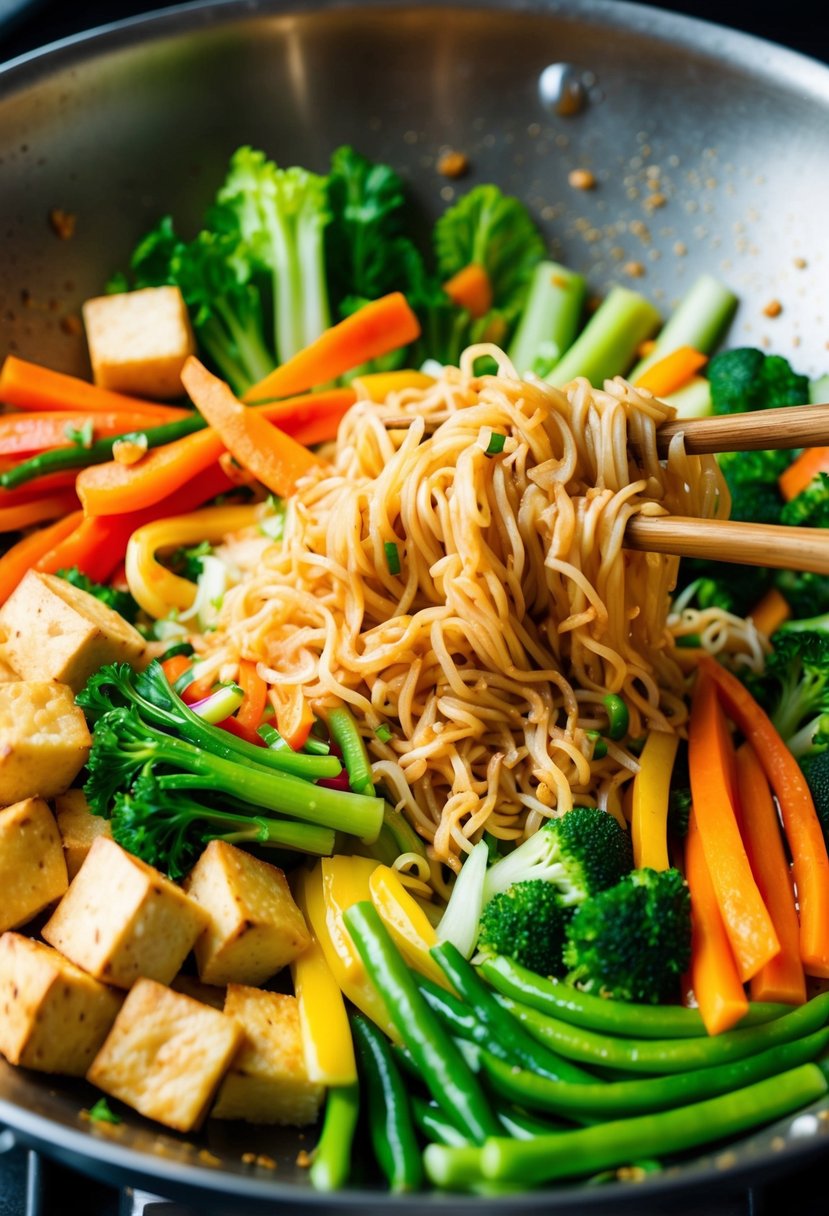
56,567 -> 140,626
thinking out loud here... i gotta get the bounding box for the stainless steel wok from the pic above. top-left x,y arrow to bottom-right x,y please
2,2 -> 829,1210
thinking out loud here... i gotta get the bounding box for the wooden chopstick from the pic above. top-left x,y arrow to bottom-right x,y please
378,402 -> 829,458
625,516 -> 829,574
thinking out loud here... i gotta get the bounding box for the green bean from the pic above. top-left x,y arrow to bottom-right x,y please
424,1063 -> 827,1189
480,1027 -> 829,1119
430,942 -> 595,1085
494,1104 -> 568,1139
326,706 -> 375,796
0,413 -> 205,490
478,954 -> 791,1038
308,1083 -> 360,1192
410,1096 -> 469,1147
343,901 -> 501,1144
500,990 -> 829,1074
351,1013 -> 422,1192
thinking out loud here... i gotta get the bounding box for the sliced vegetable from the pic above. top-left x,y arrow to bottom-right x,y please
631,730 -> 678,871
442,264 -> 493,319
236,659 -> 268,734
780,446 -> 829,502
0,509 -> 83,604
308,1083 -> 360,1192
628,274 -> 738,382
547,286 -> 661,388
633,346 -> 707,398
0,490 -> 80,533
0,409 -> 188,459
507,261 -> 586,378
368,865 -> 447,989
0,355 -> 190,417
269,684 -> 315,751
351,1013 -> 423,1192
325,705 -> 375,796
750,586 -> 791,635
290,925 -> 356,1086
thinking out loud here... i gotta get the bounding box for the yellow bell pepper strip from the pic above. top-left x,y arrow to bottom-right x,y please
351,370 -> 436,402
290,927 -> 357,1087
631,731 -> 679,871
125,503 -> 261,619
368,865 -> 450,990
298,859 -> 397,1040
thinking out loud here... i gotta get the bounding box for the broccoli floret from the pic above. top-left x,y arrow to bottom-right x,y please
56,567 -> 140,626
563,867 -> 692,1004
750,630 -> 829,759
781,473 -> 829,529
708,347 -> 810,415
478,880 -> 571,977
771,475 -> 829,616
483,806 -> 633,907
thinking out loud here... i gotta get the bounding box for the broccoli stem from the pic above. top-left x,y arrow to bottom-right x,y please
546,286 -> 661,388
507,261 -> 586,378
628,273 -> 738,382
435,839 -> 490,959
219,818 -> 334,855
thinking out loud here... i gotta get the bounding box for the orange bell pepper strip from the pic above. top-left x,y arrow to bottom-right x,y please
779,447 -> 829,502
0,490 -> 80,533
736,742 -> 807,1005
242,292 -> 421,403
688,671 -> 779,982
236,659 -> 268,734
268,684 -> 314,751
160,654 -> 192,686
0,355 -> 190,419
634,345 -> 708,398
684,809 -> 750,1035
749,586 -> 791,636
0,410 -> 186,457
0,509 -> 83,604
443,264 -> 493,319
698,652 -> 829,978
75,388 -> 354,517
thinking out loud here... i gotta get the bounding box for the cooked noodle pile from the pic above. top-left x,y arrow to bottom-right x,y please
201,346 -> 748,868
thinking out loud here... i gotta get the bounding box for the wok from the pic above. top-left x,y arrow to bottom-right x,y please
1,1 -> 829,1210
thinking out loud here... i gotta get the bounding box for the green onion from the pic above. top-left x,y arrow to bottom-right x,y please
384,541 -> 401,575
327,705 -> 376,796
65,418 -> 94,449
485,432 -> 506,456
303,734 -> 331,755
87,1098 -> 122,1124
375,723 -> 393,743
190,682 -> 244,724
258,723 -> 291,751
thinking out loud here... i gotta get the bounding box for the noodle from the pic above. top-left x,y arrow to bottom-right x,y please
203,347 -> 734,869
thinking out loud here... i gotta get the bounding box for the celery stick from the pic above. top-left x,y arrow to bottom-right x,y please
547,286 -> 661,388
629,273 -> 738,382
665,375 -> 712,419
507,261 -> 586,377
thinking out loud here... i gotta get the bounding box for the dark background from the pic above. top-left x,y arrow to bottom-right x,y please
1,0 -> 828,65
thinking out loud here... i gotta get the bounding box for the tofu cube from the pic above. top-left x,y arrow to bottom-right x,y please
54,788 -> 112,880
87,978 -> 243,1132
0,570 -> 146,693
0,680 -> 91,804
211,986 -> 323,1125
82,286 -> 196,400
42,836 -> 209,989
184,840 -> 311,986
0,797 -> 68,932
0,933 -> 122,1075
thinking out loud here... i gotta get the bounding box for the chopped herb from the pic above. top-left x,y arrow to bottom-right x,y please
64,419 -> 94,449
375,723 -> 393,743
675,633 -> 702,649
170,540 -> 213,581
484,431 -> 506,456
88,1097 -> 122,1125
384,541 -> 401,575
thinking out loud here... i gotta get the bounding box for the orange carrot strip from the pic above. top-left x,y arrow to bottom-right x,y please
698,652 -> 829,977
181,358 -> 324,498
779,446 -> 829,502
76,388 -> 354,517
634,346 -> 708,398
268,685 -> 314,751
0,356 -> 190,419
749,587 -> 791,636
236,659 -> 268,733
443,264 -> 493,319
688,671 -> 779,982
736,742 -> 807,1005
160,654 -> 192,686
0,470 -> 81,506
685,809 -> 750,1035
38,464 -> 233,583
0,410 -> 178,457
242,293 -> 421,403
0,490 -> 80,533
0,510 -> 84,604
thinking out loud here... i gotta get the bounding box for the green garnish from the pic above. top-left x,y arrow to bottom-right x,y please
88,1097 -> 122,1124
64,419 -> 94,449
484,431 -> 506,456
384,541 -> 401,575
375,723 -> 393,743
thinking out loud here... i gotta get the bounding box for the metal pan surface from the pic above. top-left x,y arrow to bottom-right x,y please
1,1 -> 829,1209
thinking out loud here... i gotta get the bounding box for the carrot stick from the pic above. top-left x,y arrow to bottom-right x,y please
736,742 -> 807,1005
749,586 -> 791,636
160,654 -> 192,686
242,292 -> 421,403
443,264 -> 493,319
37,464 -> 233,583
779,447 -> 829,502
268,685 -> 314,750
76,388 -> 354,517
0,356 -> 190,420
0,471 -> 79,508
181,358 -> 325,498
634,345 -> 708,398
0,410 -> 180,457
0,490 -> 80,533
688,671 -> 780,982
0,510 -> 83,604
698,652 -> 829,977
684,809 -> 750,1035
236,659 -> 268,733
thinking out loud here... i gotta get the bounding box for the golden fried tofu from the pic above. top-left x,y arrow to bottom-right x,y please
0,797 -> 68,932
0,681 -> 91,804
87,978 -> 244,1132
42,836 -> 208,989
54,788 -> 112,881
184,840 -> 311,987
82,286 -> 196,399
211,986 -> 323,1125
0,933 -> 122,1075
